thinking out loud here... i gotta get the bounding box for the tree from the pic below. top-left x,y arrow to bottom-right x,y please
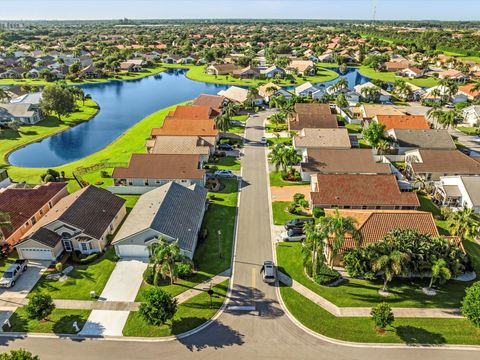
302,222 -> 326,278
223,102 -> 238,117
268,113 -> 285,131
0,88 -> 11,102
462,282 -> 480,327
370,302 -> 394,332
335,93 -> 349,109
472,80 -> 480,93
447,207 -> 479,239
26,293 -> 55,320
0,349 -> 39,360
372,250 -> 410,293
139,287 -> 177,326
214,114 -> 230,132
437,110 -> 457,129
428,259 -> 452,289
39,83 -> 75,121
0,211 -> 12,243
282,146 -> 302,176
269,144 -> 287,172
150,238 -> 181,285
362,121 -> 387,149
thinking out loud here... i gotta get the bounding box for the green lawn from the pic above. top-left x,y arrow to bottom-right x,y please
6,102 -> 182,191
345,123 -> 362,133
457,127 -> 480,136
206,156 -> 241,171
124,280 -> 228,337
358,139 -> 372,148
0,252 -> 19,275
136,179 -> 238,300
228,124 -> 246,134
358,65 -> 439,88
265,123 -> 288,133
30,248 -> 117,300
272,201 -> 311,226
269,171 -> 309,187
281,286 -> 480,345
7,308 -> 90,334
231,115 -> 249,122
276,242 -> 471,308
267,137 -> 292,148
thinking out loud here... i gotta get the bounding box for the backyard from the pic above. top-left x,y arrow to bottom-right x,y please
358,65 -> 440,88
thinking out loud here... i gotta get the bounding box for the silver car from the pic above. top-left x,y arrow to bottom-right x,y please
262,261 -> 277,284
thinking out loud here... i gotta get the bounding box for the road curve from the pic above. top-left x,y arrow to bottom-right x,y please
1,111 -> 479,359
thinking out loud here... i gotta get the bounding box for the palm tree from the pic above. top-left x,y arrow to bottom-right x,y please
0,89 -> 11,103
283,146 -> 302,176
372,250 -> 410,293
319,209 -> 359,269
149,238 -> 181,285
269,145 -> 287,172
0,212 -> 12,243
214,114 -> 230,132
302,222 -> 326,278
472,80 -> 480,93
448,207 -> 479,239
223,102 -> 238,118
428,259 -> 452,289
438,110 -> 457,129
268,113 -> 285,131
427,106 -> 444,129
413,175 -> 430,192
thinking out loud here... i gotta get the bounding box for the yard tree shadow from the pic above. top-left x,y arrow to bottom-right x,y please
178,321 -> 244,352
53,314 -> 87,335
4,312 -> 28,332
395,325 -> 446,345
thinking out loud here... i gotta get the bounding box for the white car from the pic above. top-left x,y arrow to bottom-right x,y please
214,170 -> 235,178
260,137 -> 267,145
280,229 -> 306,242
262,261 -> 277,284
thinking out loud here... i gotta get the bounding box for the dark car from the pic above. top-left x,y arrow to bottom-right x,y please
284,218 -> 314,230
218,143 -> 233,151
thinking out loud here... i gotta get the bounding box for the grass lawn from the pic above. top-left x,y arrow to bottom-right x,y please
345,123 -> 362,133
0,251 -> 19,276
457,127 -> 480,136
358,139 -> 372,148
228,123 -> 245,134
136,179 -> 238,300
7,308 -> 90,334
267,137 -> 292,148
358,65 -> 439,88
277,242 -> 472,308
231,115 -> 249,122
280,286 -> 480,345
272,201 -> 311,226
269,171 -> 309,187
124,280 -> 228,337
6,102 -> 183,192
30,248 -> 117,300
265,123 -> 288,133
206,156 -> 241,171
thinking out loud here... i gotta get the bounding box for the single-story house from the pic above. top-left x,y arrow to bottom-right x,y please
147,135 -> 215,163
295,82 -> 325,99
289,103 -> 337,131
260,65 -> 286,78
191,94 -> 226,115
206,64 -> 240,76
15,186 -> 126,261
287,60 -> 316,76
166,105 -> 216,120
422,85 -> 468,104
233,66 -> 261,79
359,104 -> 405,121
0,103 -> 41,125
433,176 -> 480,212
293,128 -> 351,157
387,129 -> 456,155
120,59 -> 144,72
458,84 -> 480,101
373,114 -> 430,131
439,69 -> 468,82
309,173 -> 420,209
218,86 -> 263,105
150,118 -> 219,139
396,67 -> 424,79
257,82 -> 292,102
354,82 -> 392,103
462,105 -> 480,127
113,182 -> 208,259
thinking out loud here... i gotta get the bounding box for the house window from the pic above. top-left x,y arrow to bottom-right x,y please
80,243 -> 88,252
144,179 -> 149,186
39,209 -> 44,216
48,201 -> 53,209
30,216 -> 37,225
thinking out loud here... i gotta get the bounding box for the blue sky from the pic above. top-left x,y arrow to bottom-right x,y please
0,0 -> 478,21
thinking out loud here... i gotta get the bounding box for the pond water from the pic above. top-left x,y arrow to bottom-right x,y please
8,67 -> 370,168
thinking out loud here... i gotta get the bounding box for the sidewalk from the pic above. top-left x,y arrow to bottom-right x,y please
278,271 -> 463,318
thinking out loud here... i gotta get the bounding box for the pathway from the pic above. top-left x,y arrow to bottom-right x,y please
271,185 -> 311,202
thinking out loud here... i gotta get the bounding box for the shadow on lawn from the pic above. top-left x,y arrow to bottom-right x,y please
395,325 -> 446,345
53,314 -> 87,335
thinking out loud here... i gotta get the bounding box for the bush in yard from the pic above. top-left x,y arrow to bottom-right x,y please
0,349 -> 39,360
462,281 -> 480,327
55,262 -> 63,273
312,207 -> 325,219
143,266 -> 156,285
176,261 -> 194,279
100,170 -> 109,178
26,294 -> 55,320
370,302 -> 394,332
139,288 -> 177,326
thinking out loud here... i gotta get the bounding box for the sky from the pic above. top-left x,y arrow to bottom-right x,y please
0,0 -> 478,21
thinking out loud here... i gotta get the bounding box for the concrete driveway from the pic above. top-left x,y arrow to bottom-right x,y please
80,258 -> 148,336
0,261 -> 49,300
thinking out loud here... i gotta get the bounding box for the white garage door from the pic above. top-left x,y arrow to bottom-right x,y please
20,248 -> 54,260
116,245 -> 149,258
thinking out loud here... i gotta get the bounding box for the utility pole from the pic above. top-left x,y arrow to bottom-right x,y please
217,230 -> 222,259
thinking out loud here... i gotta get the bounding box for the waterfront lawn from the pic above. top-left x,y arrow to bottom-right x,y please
124,280 -> 228,337
30,248 -> 117,300
280,286 -> 480,345
358,65 -> 439,88
272,201 -> 311,226
7,308 -> 90,334
269,171 -> 309,187
276,242 -> 470,309
136,179 -> 238,300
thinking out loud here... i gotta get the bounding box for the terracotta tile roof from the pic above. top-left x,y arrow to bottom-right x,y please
375,115 -> 429,131
151,118 -> 218,137
324,209 -> 438,251
167,105 -> 214,120
0,183 -> 67,240
459,84 -> 480,98
112,154 -> 205,180
409,149 -> 480,174
310,174 -> 419,207
191,94 -> 225,113
301,149 -> 391,174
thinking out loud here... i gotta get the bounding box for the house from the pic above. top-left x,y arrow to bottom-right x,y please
191,94 -> 226,115
293,128 -> 351,157
458,84 -> 480,101
15,186 -> 126,261
354,82 -> 392,103
309,174 -> 420,209
384,60 -> 411,72
398,83 -> 426,101
206,63 -> 240,76
289,103 -> 337,131
151,118 -> 219,139
0,170 -> 11,188
113,182 -> 207,259
422,85 -> 468,104
233,66 -> 261,79
119,59 -> 144,72
433,176 -> 480,212
397,67 -> 424,79
257,82 -> 292,102
166,105 -> 216,120
295,82 -> 325,99
0,183 -> 68,249
387,129 -> 456,155
261,65 -> 286,78
0,103 -> 41,125
405,149 -> 480,181
324,209 -> 438,265
218,86 -> 262,105
300,149 -> 391,181
147,135 -> 215,163
439,69 -> 468,82
359,104 -> 405,121
373,114 -> 430,131
111,154 -> 205,194
78,64 -> 99,78
287,60 -> 316,76
462,105 -> 480,127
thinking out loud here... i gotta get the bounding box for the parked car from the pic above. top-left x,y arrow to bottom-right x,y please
262,260 -> 277,284
214,170 -> 235,178
218,143 -> 233,151
260,137 -> 267,145
0,260 -> 28,288
284,218 -> 314,230
280,228 -> 306,242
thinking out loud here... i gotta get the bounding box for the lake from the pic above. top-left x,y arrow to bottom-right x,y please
8,67 -> 370,168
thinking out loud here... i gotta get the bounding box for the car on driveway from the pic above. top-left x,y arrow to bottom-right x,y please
262,261 -> 277,284
0,260 -> 28,288
284,218 -> 314,230
260,137 -> 267,145
214,170 -> 235,178
280,228 -> 306,242
218,143 -> 233,151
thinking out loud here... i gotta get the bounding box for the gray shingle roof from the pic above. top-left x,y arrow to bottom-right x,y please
391,129 -> 455,150
17,227 -> 62,248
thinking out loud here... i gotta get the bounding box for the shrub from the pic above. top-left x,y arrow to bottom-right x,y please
43,174 -> 55,183
313,262 -> 341,285
143,266 -> 155,285
26,294 -> 55,320
312,207 -> 325,218
139,288 -> 177,326
0,349 -> 39,360
95,181 -> 104,185
370,302 -> 394,331
100,170 -> 109,178
293,193 -> 305,204
55,262 -> 63,273
287,202 -> 297,214
176,262 -> 194,279
462,281 -> 480,327
71,252 -> 100,264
